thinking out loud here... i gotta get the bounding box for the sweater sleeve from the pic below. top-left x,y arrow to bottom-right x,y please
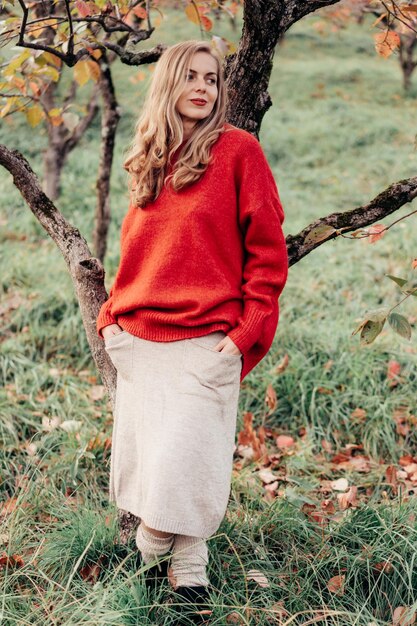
96,285 -> 118,338
227,135 -> 288,355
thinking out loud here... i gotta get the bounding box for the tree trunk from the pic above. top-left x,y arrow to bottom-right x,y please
93,55 -> 121,263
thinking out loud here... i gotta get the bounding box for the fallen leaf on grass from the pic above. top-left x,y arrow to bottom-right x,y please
337,486 -> 358,509
387,360 -> 402,387
90,385 -> 106,401
392,606 -> 416,626
331,478 -> 349,492
274,353 -> 289,374
258,468 -> 277,484
373,560 -> 393,573
0,552 -> 24,569
226,613 -> 246,624
386,465 -> 398,493
237,412 -> 268,462
276,435 -> 295,449
246,569 -> 270,587
265,384 -> 277,412
327,574 -> 345,594
350,407 -> 367,421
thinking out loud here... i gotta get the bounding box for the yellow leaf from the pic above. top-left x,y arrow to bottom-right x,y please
48,107 -> 61,117
4,49 -> 32,76
26,104 -> 44,127
185,3 -> 200,25
374,31 -> 400,58
86,60 -> 100,82
33,65 -> 60,82
0,97 -> 19,118
74,60 -> 90,86
42,51 -> 62,68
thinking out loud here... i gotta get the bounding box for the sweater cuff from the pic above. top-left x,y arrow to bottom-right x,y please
227,307 -> 267,354
96,308 -> 118,338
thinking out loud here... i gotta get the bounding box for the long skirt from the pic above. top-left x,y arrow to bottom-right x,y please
104,329 -> 242,539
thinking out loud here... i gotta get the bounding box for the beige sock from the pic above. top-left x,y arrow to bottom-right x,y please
169,534 -> 210,588
135,523 -> 174,565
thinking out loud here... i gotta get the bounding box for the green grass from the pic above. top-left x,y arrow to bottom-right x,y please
1,6 -> 417,625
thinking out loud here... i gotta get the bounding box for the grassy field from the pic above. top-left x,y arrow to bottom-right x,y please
1,5 -> 417,625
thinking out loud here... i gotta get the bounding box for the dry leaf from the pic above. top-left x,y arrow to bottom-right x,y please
337,486 -> 358,509
258,468 -> 277,484
265,383 -> 277,412
276,435 -> 295,449
327,573 -> 345,594
393,606 -> 416,626
246,569 -> 270,588
331,478 -> 349,492
90,385 -> 105,401
274,353 -> 289,374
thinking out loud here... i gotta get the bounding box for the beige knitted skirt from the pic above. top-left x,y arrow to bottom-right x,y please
104,329 -> 242,538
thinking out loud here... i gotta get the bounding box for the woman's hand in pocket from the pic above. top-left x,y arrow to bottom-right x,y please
102,324 -> 124,342
212,335 -> 242,356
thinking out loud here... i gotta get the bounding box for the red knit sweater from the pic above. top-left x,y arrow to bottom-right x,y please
96,122 -> 288,381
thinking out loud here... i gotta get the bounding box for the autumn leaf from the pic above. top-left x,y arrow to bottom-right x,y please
327,573 -> 345,595
246,569 -> 270,587
374,30 -> 400,58
265,383 -> 277,412
276,434 -> 295,449
331,477 -> 349,491
337,486 -> 358,509
392,606 -> 416,626
258,468 -> 277,484
350,407 -> 367,422
74,60 -> 91,86
0,552 -> 24,569
367,223 -> 386,243
26,105 -> 44,127
274,353 -> 289,374
387,360 -> 401,386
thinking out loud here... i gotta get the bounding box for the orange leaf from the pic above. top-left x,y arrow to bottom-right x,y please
276,435 -> 295,449
337,486 -> 359,509
387,360 -> 401,386
133,6 -> 147,19
393,606 -> 416,626
374,31 -> 400,58
327,574 -> 345,594
265,383 -> 277,412
0,552 -> 24,569
275,353 -> 289,374
351,407 -> 367,421
200,15 -> 213,31
368,223 -> 386,243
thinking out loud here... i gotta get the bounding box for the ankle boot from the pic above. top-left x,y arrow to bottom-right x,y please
172,585 -> 212,624
144,557 -> 170,590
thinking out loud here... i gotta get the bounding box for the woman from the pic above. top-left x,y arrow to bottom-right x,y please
97,39 -> 288,622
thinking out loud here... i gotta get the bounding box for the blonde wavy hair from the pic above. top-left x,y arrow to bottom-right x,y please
123,40 -> 228,209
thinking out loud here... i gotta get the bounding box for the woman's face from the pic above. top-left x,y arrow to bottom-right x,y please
176,51 -> 219,130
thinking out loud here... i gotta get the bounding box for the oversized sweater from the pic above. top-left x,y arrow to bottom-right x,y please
96,122 -> 289,381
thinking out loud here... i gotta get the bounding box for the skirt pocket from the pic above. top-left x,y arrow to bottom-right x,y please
182,331 -> 242,398
104,330 -> 134,382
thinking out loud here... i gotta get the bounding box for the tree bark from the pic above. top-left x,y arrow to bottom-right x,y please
93,54 -> 121,263
0,144 -> 117,407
